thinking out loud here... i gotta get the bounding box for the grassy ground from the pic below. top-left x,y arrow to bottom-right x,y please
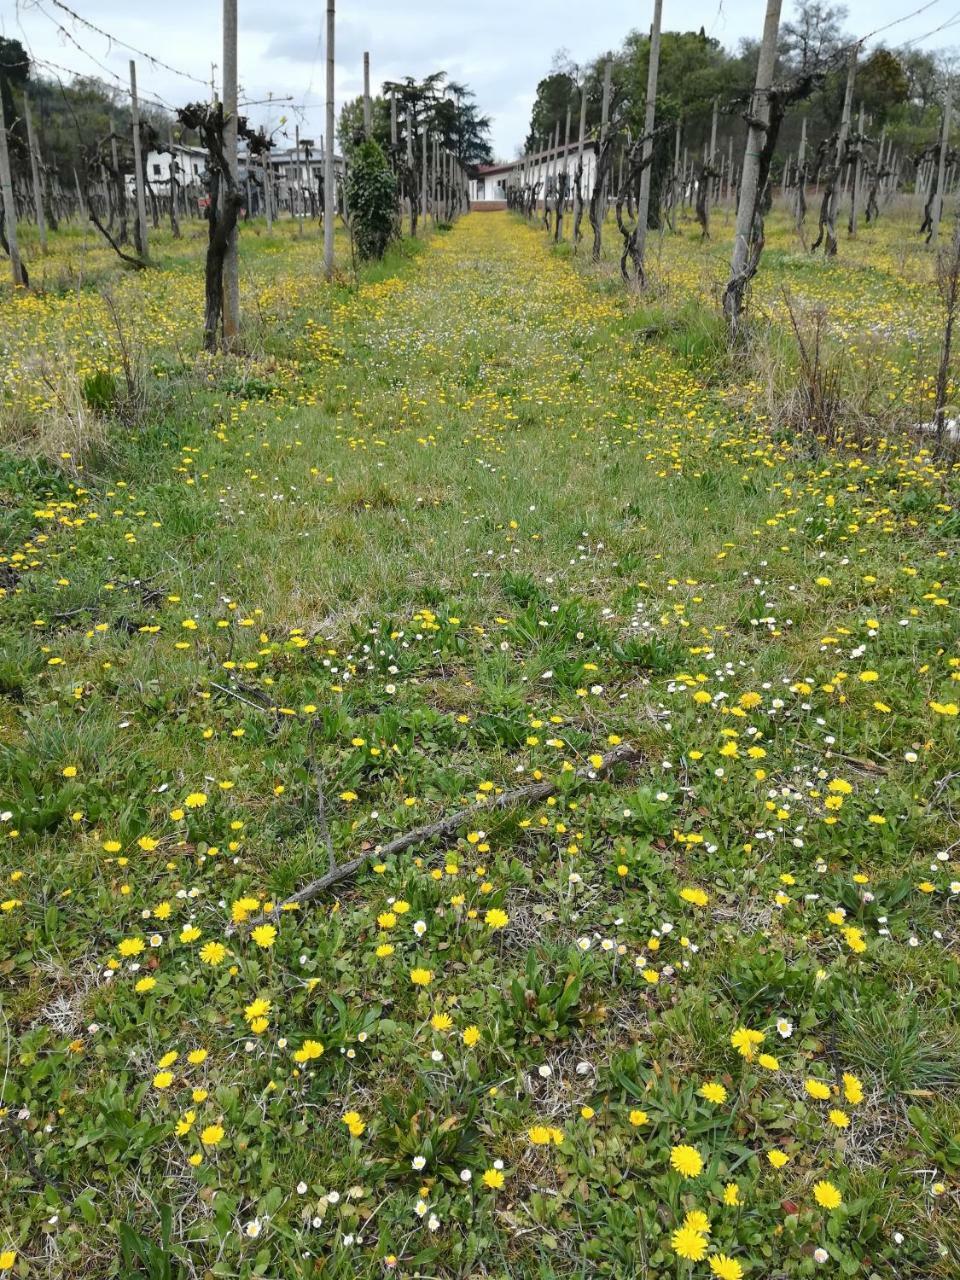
1,204 -> 959,1280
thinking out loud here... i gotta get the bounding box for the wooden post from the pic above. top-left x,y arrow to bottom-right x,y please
406,105 -> 415,232
324,0 -> 336,279
795,115 -> 807,225
724,0 -> 782,328
264,90 -> 274,231
23,95 -> 47,253
600,60 -> 612,143
295,124 -> 304,235
931,84 -> 952,247
109,116 -> 127,242
363,52 -> 372,136
0,113 -> 26,285
221,0 -> 240,343
558,102 -> 572,232
168,124 -> 181,237
129,60 -> 149,260
827,46 -> 857,247
597,59 -> 613,218
849,103 -> 864,236
573,86 -> 587,243
673,120 -> 681,191
421,126 -> 428,232
390,92 -> 397,148
74,167 -> 87,222
635,0 -> 663,267
433,134 -> 439,224
543,121 -> 557,225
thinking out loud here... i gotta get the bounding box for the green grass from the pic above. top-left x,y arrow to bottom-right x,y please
0,206 -> 958,1278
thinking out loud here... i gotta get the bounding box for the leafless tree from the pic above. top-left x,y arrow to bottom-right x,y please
178,101 -> 269,351
588,133 -> 617,261
724,71 -> 821,332
695,161 -> 721,239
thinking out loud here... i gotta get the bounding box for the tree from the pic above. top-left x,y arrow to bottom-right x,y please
858,48 -> 909,124
0,37 -> 30,169
374,74 -> 492,167
899,49 -> 941,115
780,2 -> 848,72
525,65 -> 579,153
338,94 -> 392,162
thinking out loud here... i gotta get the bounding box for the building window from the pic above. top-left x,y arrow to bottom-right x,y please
152,163 -> 161,176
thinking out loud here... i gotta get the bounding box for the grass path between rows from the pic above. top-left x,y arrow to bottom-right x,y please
1,211 -> 959,1279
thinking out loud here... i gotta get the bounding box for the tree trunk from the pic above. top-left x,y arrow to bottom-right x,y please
221,0 -> 240,346
722,0 -> 783,332
204,174 -> 242,350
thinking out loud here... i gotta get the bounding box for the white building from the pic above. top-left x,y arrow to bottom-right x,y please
127,140 -> 345,218
138,144 -> 207,193
469,142 -> 600,209
265,143 -> 325,213
469,162 -> 512,205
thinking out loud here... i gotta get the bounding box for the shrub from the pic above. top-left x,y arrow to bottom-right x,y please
345,140 -> 398,261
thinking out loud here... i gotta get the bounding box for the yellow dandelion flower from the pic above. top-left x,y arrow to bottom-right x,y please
813,1180 -> 843,1210
670,1144 -> 703,1178
671,1226 -> 708,1261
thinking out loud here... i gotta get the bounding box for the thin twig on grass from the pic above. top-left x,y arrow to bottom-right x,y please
239,742 -> 643,928
209,680 -> 276,713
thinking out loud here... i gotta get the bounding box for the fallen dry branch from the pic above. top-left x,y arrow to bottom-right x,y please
243,742 -> 643,926
210,680 -> 276,713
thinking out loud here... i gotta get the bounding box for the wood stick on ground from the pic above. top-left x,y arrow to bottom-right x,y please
242,742 -> 643,927
210,680 -> 275,713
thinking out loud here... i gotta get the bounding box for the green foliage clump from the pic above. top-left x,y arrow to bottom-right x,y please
82,369 -> 119,416
345,140 -> 397,262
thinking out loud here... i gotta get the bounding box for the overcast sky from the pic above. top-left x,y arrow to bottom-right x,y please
4,0 -> 958,157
